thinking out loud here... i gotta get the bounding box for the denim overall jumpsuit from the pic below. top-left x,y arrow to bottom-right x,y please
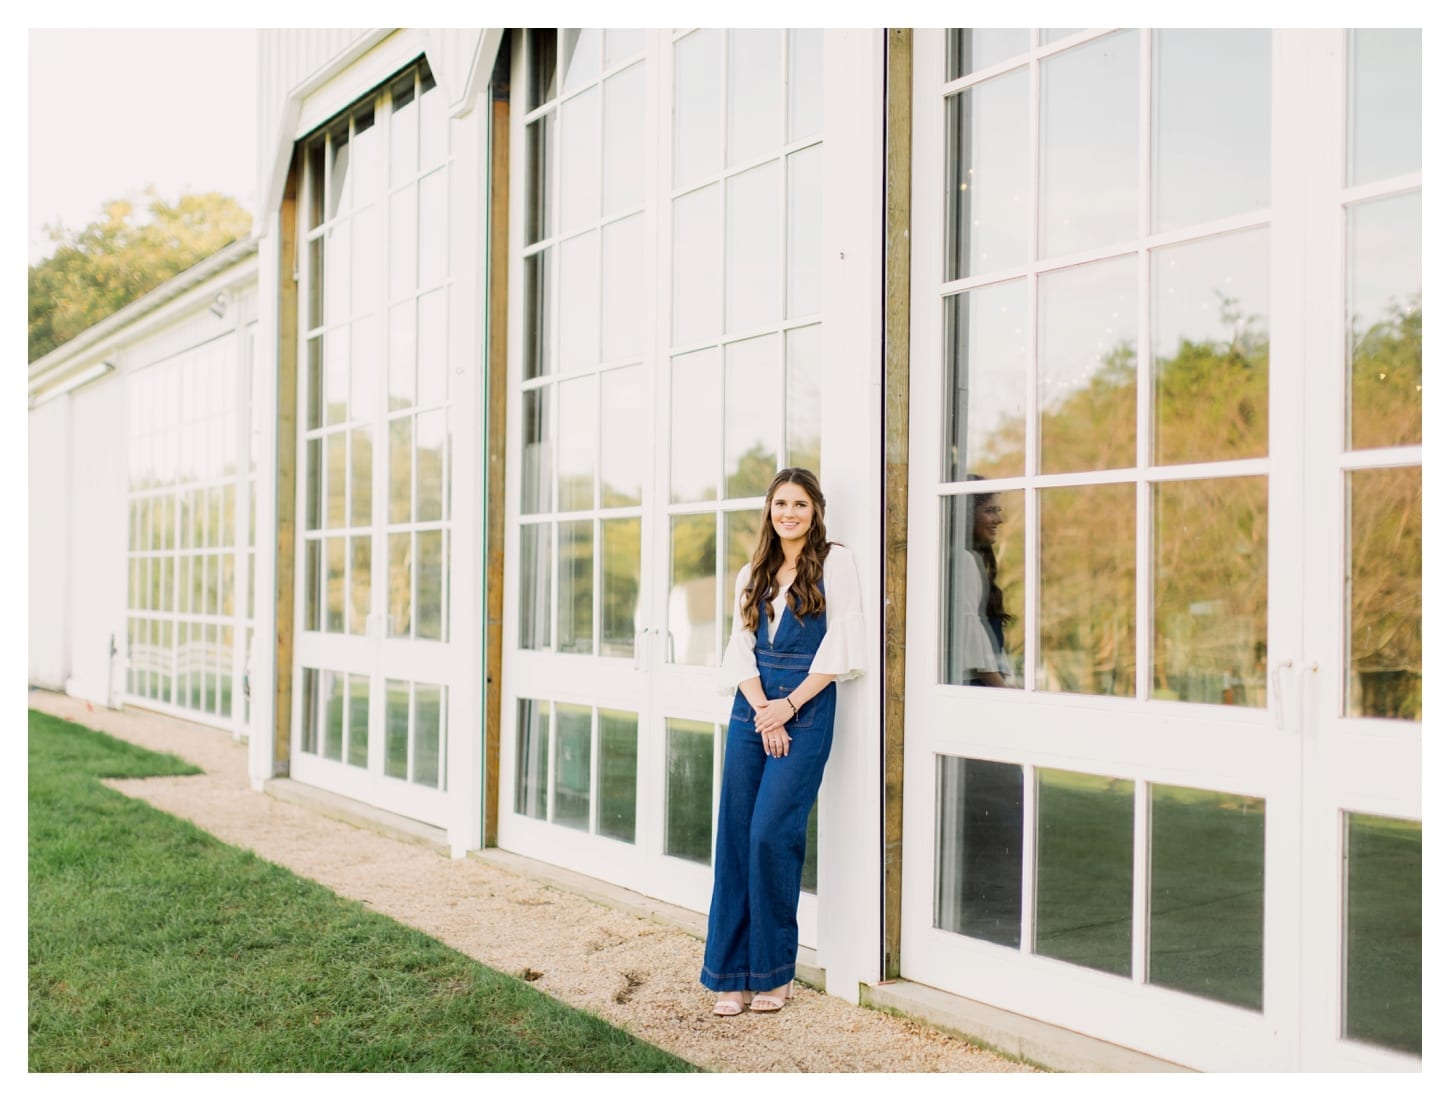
700,587 -> 836,992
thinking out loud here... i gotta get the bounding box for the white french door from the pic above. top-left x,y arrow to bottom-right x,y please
499,28 -> 833,945
901,29 -> 1420,1071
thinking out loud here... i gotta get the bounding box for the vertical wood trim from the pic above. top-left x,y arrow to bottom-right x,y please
272,153 -> 301,776
881,28 -> 912,980
482,42 -> 511,847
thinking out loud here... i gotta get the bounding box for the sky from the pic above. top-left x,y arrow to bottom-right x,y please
28,28 -> 259,263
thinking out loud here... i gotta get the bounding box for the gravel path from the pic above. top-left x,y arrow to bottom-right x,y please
30,691 -> 1033,1074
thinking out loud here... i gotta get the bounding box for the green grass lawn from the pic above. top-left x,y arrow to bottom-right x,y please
27,709 -> 698,1073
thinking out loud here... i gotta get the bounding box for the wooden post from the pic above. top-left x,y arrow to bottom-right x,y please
272,153 -> 301,776
482,41 -> 511,848
881,27 -> 912,981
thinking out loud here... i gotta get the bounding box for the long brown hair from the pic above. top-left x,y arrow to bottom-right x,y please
739,468 -> 833,634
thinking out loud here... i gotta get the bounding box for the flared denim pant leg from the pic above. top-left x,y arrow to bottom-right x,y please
699,686 -> 834,992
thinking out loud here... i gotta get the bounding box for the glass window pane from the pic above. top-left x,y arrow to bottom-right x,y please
390,184 -> 418,301
413,683 -> 444,789
388,299 -> 416,411
347,673 -> 369,768
1348,30 -> 1421,186
943,279 -> 1028,481
1151,31 -> 1270,233
528,29 -> 558,110
416,530 -> 444,641
1347,467 -> 1421,720
352,314 -> 381,425
384,679 -> 409,779
307,141 -> 326,229
601,517 -> 641,658
515,699 -> 550,818
1042,30 -> 1083,44
417,287 -> 448,408
525,112 -> 554,246
387,532 -> 412,637
348,534 -> 370,636
947,28 -> 1030,78
559,85 -> 601,235
351,206 -> 383,318
934,756 -> 1023,947
519,523 -> 552,650
669,513 -> 717,666
353,107 -> 382,202
1038,256 -> 1136,473
557,375 -> 597,513
390,75 -> 418,184
559,231 -> 600,373
786,145 -> 822,319
561,28 -> 602,93
1153,228 -> 1270,465
350,426 -> 372,527
557,519 -> 593,655
304,539 -> 321,631
1035,769 -> 1134,975
1347,193 -> 1421,450
324,325 -> 350,426
665,718 -> 715,863
1149,784 -> 1265,1010
787,30 -> 823,143
1345,813 -> 1421,1054
785,324 -> 822,474
674,30 -> 722,189
1039,484 -> 1135,696
725,160 -> 782,334
1153,477 -> 1266,706
524,249 -> 552,381
605,29 -> 644,68
324,223 -> 351,324
328,127 -> 351,217
601,366 -> 646,507
325,537 -> 345,633
941,491 -> 1023,686
602,63 -> 645,215
389,416 -> 413,524
322,669 -> 344,760
727,29 -> 781,169
521,387 -> 552,515
598,709 -> 638,843
670,348 -> 720,503
416,409 -> 446,524
419,70 -> 447,172
601,214 -> 645,363
672,184 -> 723,347
724,335 -> 781,499
300,667 -> 318,753
553,702 -> 592,830
723,509 -> 759,657
1040,31 -> 1138,259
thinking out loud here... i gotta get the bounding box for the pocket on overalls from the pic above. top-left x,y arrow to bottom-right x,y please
729,691 -> 756,725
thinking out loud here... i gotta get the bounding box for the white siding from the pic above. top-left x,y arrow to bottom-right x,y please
28,398 -> 71,690
66,378 -> 129,706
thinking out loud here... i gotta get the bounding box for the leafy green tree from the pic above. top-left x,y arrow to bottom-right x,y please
29,189 -> 252,362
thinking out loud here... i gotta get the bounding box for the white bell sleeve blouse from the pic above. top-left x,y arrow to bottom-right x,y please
719,543 -> 868,694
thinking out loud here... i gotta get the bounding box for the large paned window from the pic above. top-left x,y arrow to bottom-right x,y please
1337,28 -> 1420,1056
666,28 -> 825,668
125,336 -> 248,724
938,28 -> 1272,702
296,59 -> 453,789
931,28 -> 1274,1011
519,29 -> 650,662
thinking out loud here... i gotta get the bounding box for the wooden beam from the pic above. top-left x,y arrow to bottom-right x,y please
272,152 -> 301,777
482,39 -> 512,848
881,27 -> 912,981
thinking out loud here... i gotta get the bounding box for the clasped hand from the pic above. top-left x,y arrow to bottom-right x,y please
753,699 -> 794,757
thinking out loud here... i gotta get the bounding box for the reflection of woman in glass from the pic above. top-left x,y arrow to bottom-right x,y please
703,468 -> 866,1016
958,485 -> 1016,687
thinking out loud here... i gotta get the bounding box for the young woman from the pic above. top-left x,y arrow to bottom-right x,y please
701,468 -> 866,1016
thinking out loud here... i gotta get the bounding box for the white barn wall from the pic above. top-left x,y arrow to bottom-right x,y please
65,376 -> 128,706
28,397 -> 71,690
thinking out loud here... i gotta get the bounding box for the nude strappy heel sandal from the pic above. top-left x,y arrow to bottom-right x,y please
749,981 -> 793,1012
